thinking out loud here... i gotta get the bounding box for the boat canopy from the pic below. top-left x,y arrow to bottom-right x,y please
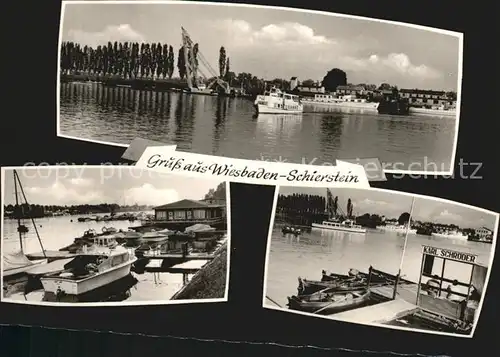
3,251 -> 33,270
185,224 -> 215,233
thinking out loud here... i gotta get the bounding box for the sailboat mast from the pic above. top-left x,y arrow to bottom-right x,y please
13,170 -> 24,253
15,170 -> 47,258
393,196 -> 416,298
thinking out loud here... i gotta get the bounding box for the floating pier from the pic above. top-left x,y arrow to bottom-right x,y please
144,253 -> 214,260
334,299 -> 419,324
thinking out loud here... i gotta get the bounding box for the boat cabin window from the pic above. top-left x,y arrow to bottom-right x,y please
111,252 -> 129,267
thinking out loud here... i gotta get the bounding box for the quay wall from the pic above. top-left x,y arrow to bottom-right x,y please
171,242 -> 227,300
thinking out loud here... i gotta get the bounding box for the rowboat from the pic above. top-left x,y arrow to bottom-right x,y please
287,288 -> 371,315
298,276 -> 368,296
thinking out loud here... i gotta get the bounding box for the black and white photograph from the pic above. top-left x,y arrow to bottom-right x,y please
1,166 -> 230,305
58,1 -> 462,174
263,186 -> 497,337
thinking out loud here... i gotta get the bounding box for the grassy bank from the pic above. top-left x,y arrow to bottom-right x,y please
171,242 -> 227,300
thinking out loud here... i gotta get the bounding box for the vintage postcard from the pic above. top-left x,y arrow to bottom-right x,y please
263,186 -> 497,338
57,1 -> 462,175
1,166 -> 230,306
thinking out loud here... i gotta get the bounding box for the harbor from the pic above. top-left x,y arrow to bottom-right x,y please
58,3 -> 460,173
2,168 -> 229,304
265,186 -> 496,336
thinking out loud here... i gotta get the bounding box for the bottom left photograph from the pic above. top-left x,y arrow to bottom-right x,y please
1,166 -> 230,305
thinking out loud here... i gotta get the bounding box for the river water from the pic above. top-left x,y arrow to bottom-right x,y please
2,213 -> 192,303
264,227 -> 492,308
60,82 -> 456,172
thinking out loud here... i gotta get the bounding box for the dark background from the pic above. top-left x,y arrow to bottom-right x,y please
1,0 -> 498,356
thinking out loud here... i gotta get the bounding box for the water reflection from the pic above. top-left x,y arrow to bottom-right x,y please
60,82 -> 457,171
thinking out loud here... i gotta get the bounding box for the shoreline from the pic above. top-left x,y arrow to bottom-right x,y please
171,240 -> 228,300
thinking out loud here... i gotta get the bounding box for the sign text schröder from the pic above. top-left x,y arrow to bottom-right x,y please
423,245 -> 477,264
145,154 -> 360,183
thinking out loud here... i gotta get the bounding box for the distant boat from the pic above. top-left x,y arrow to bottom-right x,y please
312,219 -> 366,233
40,235 -> 137,299
302,94 -> 379,111
431,230 -> 468,240
409,106 -> 456,117
254,87 -> 303,114
376,223 -> 417,234
140,231 -> 170,243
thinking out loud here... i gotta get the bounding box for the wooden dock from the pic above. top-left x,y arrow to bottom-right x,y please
143,253 -> 214,260
334,299 -> 419,324
370,284 -> 461,320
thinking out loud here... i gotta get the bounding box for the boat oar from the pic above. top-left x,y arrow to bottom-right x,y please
266,295 -> 283,308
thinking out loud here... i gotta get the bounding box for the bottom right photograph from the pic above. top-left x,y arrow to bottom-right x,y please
263,186 -> 498,337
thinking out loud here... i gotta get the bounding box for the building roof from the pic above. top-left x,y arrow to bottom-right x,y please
154,199 -> 224,210
337,85 -> 365,91
290,76 -> 297,80
477,227 -> 493,232
400,88 -> 446,96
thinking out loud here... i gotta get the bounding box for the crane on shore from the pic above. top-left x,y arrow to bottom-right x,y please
181,27 -> 230,93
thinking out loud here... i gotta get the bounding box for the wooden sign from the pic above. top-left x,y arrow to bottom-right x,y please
422,245 -> 477,264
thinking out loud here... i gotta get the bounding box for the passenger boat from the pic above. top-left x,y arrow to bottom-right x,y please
287,288 -> 371,315
302,94 -> 379,110
40,235 -> 137,299
409,106 -> 456,118
431,230 -> 468,240
312,219 -> 366,233
376,223 -> 417,234
254,87 -> 303,114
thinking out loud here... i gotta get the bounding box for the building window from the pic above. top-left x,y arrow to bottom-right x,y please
168,211 -> 174,220
193,209 -> 206,219
433,100 -> 439,104
187,210 -> 193,220
174,210 -> 186,220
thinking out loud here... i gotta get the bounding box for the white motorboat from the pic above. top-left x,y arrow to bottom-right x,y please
40,235 -> 137,298
431,230 -> 468,240
302,94 -> 379,111
140,230 -> 170,243
254,87 -> 303,114
312,219 -> 366,234
376,224 -> 417,234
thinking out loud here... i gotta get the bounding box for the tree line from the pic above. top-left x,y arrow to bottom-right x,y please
3,203 -> 157,219
5,182 -> 226,219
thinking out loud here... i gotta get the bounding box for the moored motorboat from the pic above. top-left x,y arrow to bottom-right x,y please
40,235 -> 137,300
431,230 -> 468,240
140,231 -> 170,243
298,276 -> 369,296
376,224 -> 417,234
287,288 -> 371,315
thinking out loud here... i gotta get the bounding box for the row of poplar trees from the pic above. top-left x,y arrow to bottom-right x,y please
60,41 -> 202,80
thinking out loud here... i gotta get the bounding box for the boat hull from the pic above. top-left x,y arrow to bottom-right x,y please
312,223 -> 366,233
303,101 -> 379,110
431,233 -> 468,240
376,226 -> 417,234
287,290 -> 371,315
409,107 -> 456,117
255,104 -> 303,114
40,257 -> 137,296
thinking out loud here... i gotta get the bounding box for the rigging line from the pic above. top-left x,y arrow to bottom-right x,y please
14,170 -> 47,258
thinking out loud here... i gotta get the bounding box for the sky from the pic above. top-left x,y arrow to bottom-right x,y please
61,2 -> 460,91
279,186 -> 498,230
2,167 -> 223,207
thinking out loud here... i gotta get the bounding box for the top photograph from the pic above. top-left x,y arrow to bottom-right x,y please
57,1 -> 463,175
